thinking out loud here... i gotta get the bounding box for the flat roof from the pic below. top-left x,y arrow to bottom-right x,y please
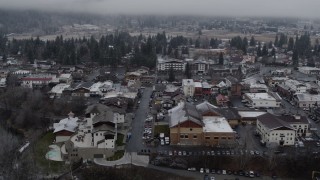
238,111 -> 267,118
202,116 -> 233,133
245,93 -> 276,101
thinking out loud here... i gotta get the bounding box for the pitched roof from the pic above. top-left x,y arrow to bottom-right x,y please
279,115 -> 309,124
168,102 -> 202,128
215,108 -> 241,120
53,117 -> 78,133
257,113 -> 295,131
196,101 -> 219,115
86,103 -> 110,114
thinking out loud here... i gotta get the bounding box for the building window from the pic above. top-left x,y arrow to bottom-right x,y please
205,136 -> 210,139
214,137 -> 219,139
193,135 -> 197,139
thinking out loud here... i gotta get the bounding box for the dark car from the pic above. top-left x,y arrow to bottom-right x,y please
211,169 -> 216,174
227,170 -> 233,175
245,171 -> 250,177
238,170 -> 244,176
203,174 -> 209,180
255,171 -> 261,177
216,170 -> 222,174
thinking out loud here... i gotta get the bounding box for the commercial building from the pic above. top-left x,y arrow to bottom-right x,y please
157,57 -> 185,73
182,79 -> 195,97
168,101 -> 235,147
256,113 -> 296,147
243,92 -> 282,108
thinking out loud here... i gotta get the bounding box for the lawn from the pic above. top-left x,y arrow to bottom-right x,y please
116,133 -> 125,146
106,150 -> 125,161
154,125 -> 170,137
35,132 -> 66,174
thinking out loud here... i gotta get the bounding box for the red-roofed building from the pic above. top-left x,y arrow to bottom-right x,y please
21,75 -> 55,88
216,94 -> 229,106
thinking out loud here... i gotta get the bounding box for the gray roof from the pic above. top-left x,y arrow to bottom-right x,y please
168,102 -> 202,128
86,103 -> 110,114
279,115 -> 309,124
257,113 -> 295,131
196,101 -> 218,115
92,110 -> 114,125
92,124 -> 115,134
215,108 -> 241,120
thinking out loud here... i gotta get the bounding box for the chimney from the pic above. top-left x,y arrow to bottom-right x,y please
68,111 -> 75,119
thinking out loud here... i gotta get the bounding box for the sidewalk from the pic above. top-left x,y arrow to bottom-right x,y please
94,152 -> 149,167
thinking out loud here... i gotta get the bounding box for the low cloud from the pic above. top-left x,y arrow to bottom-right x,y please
0,0 -> 319,18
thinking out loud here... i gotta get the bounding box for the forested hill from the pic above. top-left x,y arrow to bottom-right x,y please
0,9 -> 111,34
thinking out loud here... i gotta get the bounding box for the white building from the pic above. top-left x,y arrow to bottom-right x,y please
182,79 -> 195,97
59,73 -> 72,84
49,83 -> 70,98
0,78 -> 6,88
249,83 -> 268,93
243,92 -> 282,108
284,79 -> 307,93
298,66 -> 320,75
53,113 -> 79,143
157,57 -> 186,72
293,93 -> 320,108
21,74 -> 56,88
256,113 -> 296,146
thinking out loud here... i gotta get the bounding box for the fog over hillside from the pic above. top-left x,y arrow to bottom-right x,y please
0,0 -> 319,18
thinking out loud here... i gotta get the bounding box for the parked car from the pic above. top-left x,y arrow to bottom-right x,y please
249,171 -> 255,178
183,151 -> 187,156
222,170 -> 227,175
205,168 -> 210,173
200,168 -> 204,173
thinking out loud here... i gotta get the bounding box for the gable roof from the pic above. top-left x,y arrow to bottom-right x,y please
53,117 -> 78,133
196,101 -> 219,115
86,103 -> 110,114
168,102 -> 203,128
257,113 -> 295,131
215,108 -> 241,120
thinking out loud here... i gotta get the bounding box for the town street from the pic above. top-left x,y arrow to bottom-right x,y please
126,87 -> 153,152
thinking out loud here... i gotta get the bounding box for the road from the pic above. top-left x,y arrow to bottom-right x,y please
148,165 -> 287,180
126,87 -> 153,152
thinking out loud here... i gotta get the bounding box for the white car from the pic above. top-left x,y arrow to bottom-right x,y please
210,177 -> 215,180
249,171 -> 255,178
200,168 -> 204,173
160,139 -> 165,146
222,170 -> 226,175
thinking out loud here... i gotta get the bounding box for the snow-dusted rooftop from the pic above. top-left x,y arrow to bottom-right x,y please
245,93 -> 276,101
50,83 -> 70,94
194,82 -> 202,88
53,117 -> 78,133
202,116 -> 233,133
238,111 -> 267,118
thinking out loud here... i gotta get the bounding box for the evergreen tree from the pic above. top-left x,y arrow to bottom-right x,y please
288,37 -> 294,51
249,36 -> 256,46
219,52 -> 224,65
262,45 -> 268,56
292,49 -> 299,67
274,35 -> 279,47
271,47 -> 276,58
195,38 -> 200,48
185,63 -> 192,79
257,44 -> 262,57
168,67 -> 175,82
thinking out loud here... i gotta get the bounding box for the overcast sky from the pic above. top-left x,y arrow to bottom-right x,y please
0,0 -> 319,18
